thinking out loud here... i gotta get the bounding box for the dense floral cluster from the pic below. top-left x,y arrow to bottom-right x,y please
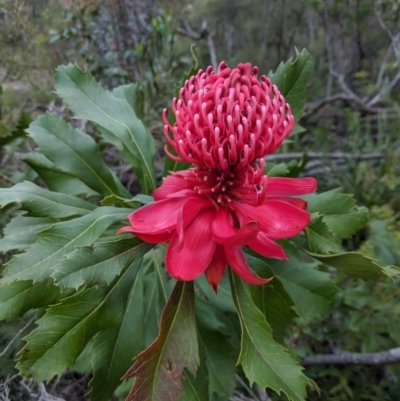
120,62 -> 317,290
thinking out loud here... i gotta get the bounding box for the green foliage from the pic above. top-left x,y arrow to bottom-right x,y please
0,46 -> 397,401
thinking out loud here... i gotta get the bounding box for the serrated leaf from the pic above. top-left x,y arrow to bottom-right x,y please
305,215 -> 339,254
0,280 -> 61,321
305,189 -> 368,239
0,181 -> 95,219
17,259 -> 143,381
251,246 -> 338,319
229,270 -> 310,401
247,255 -> 298,343
52,236 -> 153,290
55,64 -> 156,193
88,266 -> 146,401
112,83 -> 144,120
124,281 -> 199,401
101,193 -> 153,208
268,48 -> 314,121
1,207 -> 131,284
0,112 -> 31,147
23,152 -> 98,196
26,114 -> 129,198
0,214 -> 54,253
179,346 -> 209,401
308,251 -> 391,281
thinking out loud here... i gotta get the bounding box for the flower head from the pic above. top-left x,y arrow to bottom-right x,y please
163,61 -> 294,170
119,62 -> 317,291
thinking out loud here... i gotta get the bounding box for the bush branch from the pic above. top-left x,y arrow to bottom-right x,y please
303,347 -> 400,366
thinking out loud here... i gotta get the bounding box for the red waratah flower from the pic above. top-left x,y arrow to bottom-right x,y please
162,61 -> 294,169
119,61 -> 317,291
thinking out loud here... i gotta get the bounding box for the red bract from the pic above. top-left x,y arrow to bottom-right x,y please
119,162 -> 317,291
120,61 -> 317,291
163,61 -> 294,170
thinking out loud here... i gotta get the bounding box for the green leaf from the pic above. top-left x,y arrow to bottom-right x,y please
0,112 -> 31,147
247,255 -> 297,343
23,152 -> 99,196
305,215 -> 339,254
101,193 -> 153,208
251,247 -> 338,319
142,248 -> 173,346
1,207 -> 131,284
124,281 -> 199,401
88,267 -> 146,401
0,280 -> 61,321
305,189 -> 368,239
199,329 -> 235,398
55,64 -> 156,193
179,346 -> 209,401
0,181 -> 96,219
17,259 -> 143,381
308,251 -> 391,281
0,214 -> 54,253
112,83 -> 144,120
52,236 -> 153,290
268,48 -> 314,121
229,270 -> 311,401
26,114 -> 130,198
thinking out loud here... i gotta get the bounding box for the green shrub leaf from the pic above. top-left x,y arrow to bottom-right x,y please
1,207 -> 131,284
230,270 -> 311,401
55,64 -> 156,193
17,259 -> 144,381
0,181 -> 95,219
52,236 -> 153,290
26,114 -> 129,198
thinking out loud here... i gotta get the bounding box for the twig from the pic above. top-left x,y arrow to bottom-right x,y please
0,317 -> 35,357
265,152 -> 383,162
303,347 -> 400,366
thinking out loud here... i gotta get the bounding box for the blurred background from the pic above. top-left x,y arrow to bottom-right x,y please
1,0 -> 400,400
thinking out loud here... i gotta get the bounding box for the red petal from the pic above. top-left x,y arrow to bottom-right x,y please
127,197 -> 188,234
211,209 -> 260,245
166,209 -> 216,280
205,244 -> 227,293
267,196 -> 308,210
224,245 -> 272,285
232,200 -> 311,239
134,231 -> 172,243
153,175 -> 187,201
266,177 -> 317,197
175,197 -> 214,251
247,232 -> 288,260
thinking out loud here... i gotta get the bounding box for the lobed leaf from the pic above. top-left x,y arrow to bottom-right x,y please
230,270 -> 311,401
0,181 -> 95,219
0,214 -> 54,253
268,48 -> 314,121
17,259 -> 143,381
124,281 -> 199,401
0,280 -> 61,321
309,251 -> 391,281
305,188 -> 368,239
1,207 -> 131,284
247,255 -> 298,343
304,215 -> 339,254
55,64 -> 156,193
26,114 -> 129,198
23,152 -> 99,196
52,236 -> 153,290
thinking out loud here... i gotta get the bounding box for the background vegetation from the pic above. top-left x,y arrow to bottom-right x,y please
0,0 -> 399,400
